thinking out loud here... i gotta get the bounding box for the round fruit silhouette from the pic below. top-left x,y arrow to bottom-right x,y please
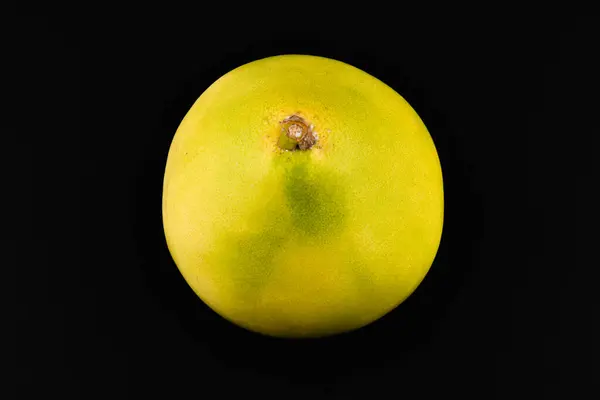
162,55 -> 444,338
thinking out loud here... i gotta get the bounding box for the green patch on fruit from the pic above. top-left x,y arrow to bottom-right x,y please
206,205 -> 290,306
225,229 -> 287,291
283,160 -> 347,241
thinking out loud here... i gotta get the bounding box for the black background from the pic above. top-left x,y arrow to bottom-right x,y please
8,10 -> 598,399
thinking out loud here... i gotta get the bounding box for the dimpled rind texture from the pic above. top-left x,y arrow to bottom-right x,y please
162,55 -> 444,338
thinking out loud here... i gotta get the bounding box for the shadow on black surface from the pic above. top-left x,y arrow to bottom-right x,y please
131,47 -> 484,382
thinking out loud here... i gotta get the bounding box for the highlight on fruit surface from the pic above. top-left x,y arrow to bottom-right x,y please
162,54 -> 444,338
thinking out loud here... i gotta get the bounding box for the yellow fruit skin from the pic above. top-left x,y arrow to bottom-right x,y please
162,55 -> 444,338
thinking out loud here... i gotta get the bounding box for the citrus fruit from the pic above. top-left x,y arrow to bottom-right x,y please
162,54 -> 444,338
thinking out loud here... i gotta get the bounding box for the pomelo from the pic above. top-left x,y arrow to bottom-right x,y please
162,55 -> 444,338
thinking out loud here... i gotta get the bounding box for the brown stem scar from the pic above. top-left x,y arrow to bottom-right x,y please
279,114 -> 318,151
